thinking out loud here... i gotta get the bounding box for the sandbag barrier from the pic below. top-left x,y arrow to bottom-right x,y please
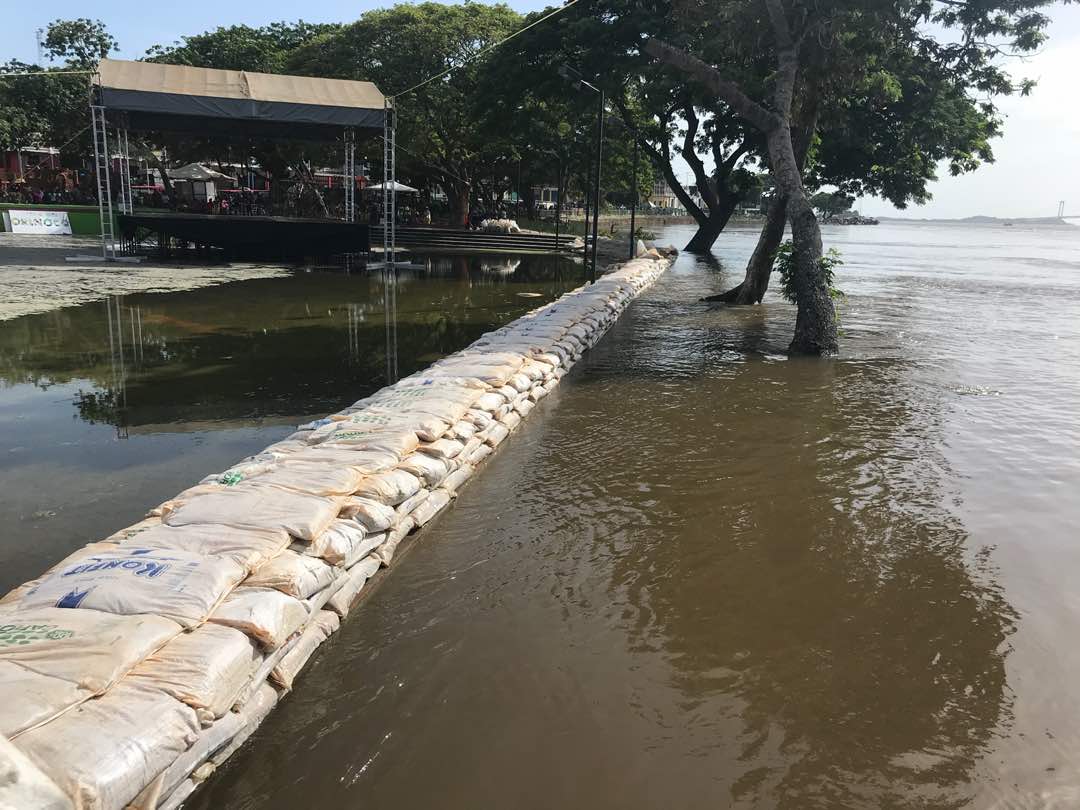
0,254 -> 671,810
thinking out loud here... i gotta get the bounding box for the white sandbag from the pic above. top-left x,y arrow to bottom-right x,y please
339,408 -> 448,443
326,558 -> 381,617
410,489 -> 452,528
394,489 -> 430,521
465,443 -> 493,466
18,547 -> 245,628
208,587 -> 308,650
243,461 -> 363,498
449,420 -> 478,440
119,523 -> 290,573
340,496 -> 396,532
299,519 -> 366,566
398,452 -> 451,486
127,708 -> 245,810
464,408 -> 495,428
0,735 -> 74,810
500,410 -> 523,430
280,447 -> 399,475
353,469 -> 422,505
417,437 -> 465,460
270,610 -> 340,689
0,608 -> 180,730
515,398 -> 535,418
314,425 -> 420,458
245,551 -> 340,600
127,623 -> 260,718
472,391 -> 505,412
15,682 -> 199,810
163,484 -> 342,542
439,464 -> 474,495
0,663 -> 88,740
342,531 -> 386,569
484,422 -> 510,447
231,635 -> 296,710
372,519 -> 414,567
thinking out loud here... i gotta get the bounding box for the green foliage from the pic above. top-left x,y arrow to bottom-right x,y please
774,241 -> 845,306
42,18 -> 117,67
145,21 -> 337,73
809,191 -> 855,219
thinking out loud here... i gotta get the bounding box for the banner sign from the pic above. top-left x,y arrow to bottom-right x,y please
4,210 -> 73,235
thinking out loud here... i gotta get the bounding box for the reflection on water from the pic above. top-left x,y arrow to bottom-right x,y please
0,252 -> 582,589
183,222 -> 1080,810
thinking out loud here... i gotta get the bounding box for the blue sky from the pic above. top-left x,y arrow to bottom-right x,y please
4,1 -> 1078,219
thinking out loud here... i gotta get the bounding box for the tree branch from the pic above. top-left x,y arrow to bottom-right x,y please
680,104 -> 720,214
643,39 -> 779,133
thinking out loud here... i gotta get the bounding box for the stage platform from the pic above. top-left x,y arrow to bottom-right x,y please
118,212 -> 370,259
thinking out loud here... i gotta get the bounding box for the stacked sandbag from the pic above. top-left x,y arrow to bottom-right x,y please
0,254 -> 670,810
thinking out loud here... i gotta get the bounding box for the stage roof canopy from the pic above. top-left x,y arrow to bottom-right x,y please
95,59 -> 387,140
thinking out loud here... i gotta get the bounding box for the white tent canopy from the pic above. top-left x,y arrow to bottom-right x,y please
366,181 -> 418,193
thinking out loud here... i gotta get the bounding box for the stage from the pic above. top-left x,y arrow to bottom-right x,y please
118,212 -> 370,258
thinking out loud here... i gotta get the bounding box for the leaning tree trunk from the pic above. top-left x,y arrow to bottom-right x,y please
702,194 -> 788,303
685,194 -> 739,252
766,127 -> 836,355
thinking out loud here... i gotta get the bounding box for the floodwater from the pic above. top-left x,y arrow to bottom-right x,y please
0,252 -> 582,590
178,220 -> 1080,810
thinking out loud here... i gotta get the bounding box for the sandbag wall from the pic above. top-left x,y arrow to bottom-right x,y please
0,255 -> 670,810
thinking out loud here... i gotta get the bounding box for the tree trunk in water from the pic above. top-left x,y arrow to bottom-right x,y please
448,185 -> 469,228
765,128 -> 836,355
684,195 -> 739,253
703,195 -> 787,304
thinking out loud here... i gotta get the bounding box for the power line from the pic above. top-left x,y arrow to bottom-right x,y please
390,0 -> 580,101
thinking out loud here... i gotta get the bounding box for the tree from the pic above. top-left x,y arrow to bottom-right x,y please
642,0 -> 1063,355
145,21 -> 338,74
42,18 -> 117,68
810,191 -> 854,220
0,19 -> 117,159
287,3 -> 524,226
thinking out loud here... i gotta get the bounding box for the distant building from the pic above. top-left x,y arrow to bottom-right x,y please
1,147 -> 61,184
648,179 -> 683,211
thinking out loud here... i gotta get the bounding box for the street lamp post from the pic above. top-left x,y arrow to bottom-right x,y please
559,64 -> 604,284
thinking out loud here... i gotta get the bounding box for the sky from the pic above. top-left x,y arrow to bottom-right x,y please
3,0 -> 1078,220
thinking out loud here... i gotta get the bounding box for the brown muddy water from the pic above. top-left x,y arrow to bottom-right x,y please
179,220 -> 1080,810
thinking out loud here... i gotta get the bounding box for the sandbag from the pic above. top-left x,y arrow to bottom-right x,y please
127,623 -> 260,718
242,461 -> 363,498
339,496 -> 396,532
299,519 -> 367,566
326,558 -> 381,617
353,469 -> 422,505
398,452 -> 451,486
18,547 -> 245,628
342,531 -> 387,569
313,424 -> 420,458
0,609 -> 180,691
277,447 -> 399,475
0,735 -> 73,810
410,489 -> 452,528
118,523 -> 290,574
270,610 -> 340,689
394,489 -> 430,521
417,438 -> 465,460
245,551 -> 340,600
208,587 -> 308,650
484,423 -> 510,447
163,484 -> 342,542
372,519 -> 414,567
15,682 -> 200,810
338,409 -> 448,443
0,663 -> 87,740
439,464 -> 474,495
102,517 -> 161,544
